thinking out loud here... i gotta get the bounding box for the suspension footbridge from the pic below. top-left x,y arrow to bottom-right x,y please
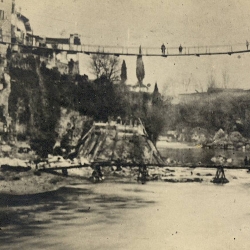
1,39 -> 250,57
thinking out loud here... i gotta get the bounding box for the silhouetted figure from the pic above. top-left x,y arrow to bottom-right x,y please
161,44 -> 166,55
6,46 -> 11,61
139,45 -> 142,54
244,156 -> 249,166
179,44 -> 183,53
2,123 -> 8,141
68,59 -> 74,74
246,40 -> 249,50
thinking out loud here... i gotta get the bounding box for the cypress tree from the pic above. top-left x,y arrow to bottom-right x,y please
120,60 -> 127,83
136,55 -> 145,87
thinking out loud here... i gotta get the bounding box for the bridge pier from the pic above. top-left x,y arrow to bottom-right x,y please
212,167 -> 229,184
137,164 -> 148,184
62,168 -> 68,176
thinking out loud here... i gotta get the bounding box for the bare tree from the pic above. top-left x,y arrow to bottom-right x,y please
194,80 -> 204,93
207,71 -> 217,90
161,82 -> 168,97
182,78 -> 191,93
222,69 -> 230,89
90,54 -> 120,82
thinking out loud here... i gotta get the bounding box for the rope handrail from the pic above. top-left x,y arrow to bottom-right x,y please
1,37 -> 250,57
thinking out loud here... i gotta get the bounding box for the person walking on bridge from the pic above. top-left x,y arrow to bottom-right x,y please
161,44 -> 166,55
179,44 -> 183,53
246,40 -> 249,50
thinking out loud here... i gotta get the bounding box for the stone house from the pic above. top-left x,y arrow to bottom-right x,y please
0,0 -> 12,58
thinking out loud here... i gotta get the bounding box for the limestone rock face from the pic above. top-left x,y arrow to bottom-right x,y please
0,73 -> 12,126
54,108 -> 91,151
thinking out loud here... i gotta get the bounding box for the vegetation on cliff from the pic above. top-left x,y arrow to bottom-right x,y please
7,54 -> 167,156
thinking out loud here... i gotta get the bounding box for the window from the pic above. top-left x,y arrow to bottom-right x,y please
0,10 -> 4,20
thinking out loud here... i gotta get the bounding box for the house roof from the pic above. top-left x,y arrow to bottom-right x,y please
26,33 -> 41,39
133,82 -> 148,89
46,37 -> 69,45
207,87 -> 246,93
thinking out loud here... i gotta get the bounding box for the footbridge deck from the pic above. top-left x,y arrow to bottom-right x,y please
1,41 -> 250,57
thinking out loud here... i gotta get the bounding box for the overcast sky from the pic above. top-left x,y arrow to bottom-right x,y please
16,0 -> 250,95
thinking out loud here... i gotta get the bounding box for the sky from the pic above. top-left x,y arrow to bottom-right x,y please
16,0 -> 250,95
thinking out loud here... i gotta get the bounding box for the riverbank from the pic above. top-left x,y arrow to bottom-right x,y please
156,141 -> 198,149
0,168 -> 86,195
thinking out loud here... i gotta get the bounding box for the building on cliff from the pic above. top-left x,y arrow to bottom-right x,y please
44,35 -> 81,75
130,82 -> 149,92
11,11 -> 32,47
0,0 -> 13,59
5,1 -> 81,75
11,33 -> 81,75
0,0 -> 32,53
0,1 -> 15,133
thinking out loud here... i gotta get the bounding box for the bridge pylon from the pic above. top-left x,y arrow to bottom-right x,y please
211,166 -> 229,184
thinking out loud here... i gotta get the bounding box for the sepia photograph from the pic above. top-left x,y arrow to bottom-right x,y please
1,0 -> 250,249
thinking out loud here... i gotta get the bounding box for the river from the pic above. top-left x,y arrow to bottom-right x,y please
157,141 -> 248,166
2,179 -> 250,250
2,142 -> 250,250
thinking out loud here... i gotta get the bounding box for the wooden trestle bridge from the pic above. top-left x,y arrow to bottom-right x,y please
38,161 -> 250,185
39,162 -> 250,171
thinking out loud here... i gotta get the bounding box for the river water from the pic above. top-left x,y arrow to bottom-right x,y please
2,180 -> 250,250
157,141 -> 247,166
2,142 -> 250,250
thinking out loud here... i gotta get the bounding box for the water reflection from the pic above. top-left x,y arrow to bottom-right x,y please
157,143 -> 247,166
